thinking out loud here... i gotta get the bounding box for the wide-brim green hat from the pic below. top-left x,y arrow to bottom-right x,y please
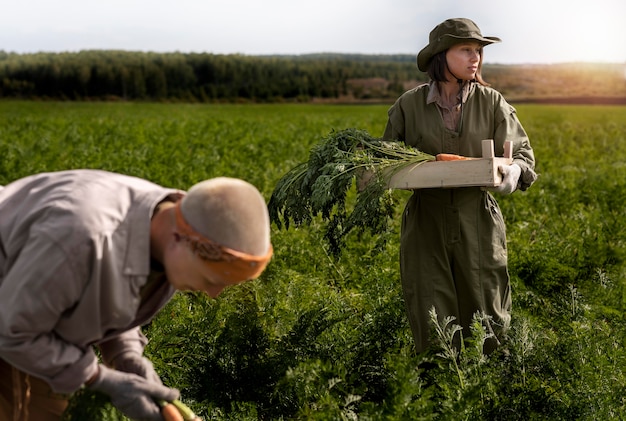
417,18 -> 501,72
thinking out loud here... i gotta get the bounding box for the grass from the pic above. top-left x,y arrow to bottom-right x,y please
1,101 -> 625,419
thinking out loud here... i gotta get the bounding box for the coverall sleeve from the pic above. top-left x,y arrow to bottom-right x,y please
382,100 -> 406,141
494,103 -> 538,191
0,231 -> 99,394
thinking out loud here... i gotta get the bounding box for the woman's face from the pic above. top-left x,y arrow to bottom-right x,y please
445,42 -> 482,81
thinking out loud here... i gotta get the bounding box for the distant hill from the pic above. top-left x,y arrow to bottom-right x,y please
268,53 -> 626,103
0,50 -> 624,104
483,62 -> 626,104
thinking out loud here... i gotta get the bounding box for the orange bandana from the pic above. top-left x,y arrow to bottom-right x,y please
174,202 -> 273,283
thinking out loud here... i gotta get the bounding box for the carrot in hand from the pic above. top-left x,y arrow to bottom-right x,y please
161,403 -> 184,421
158,399 -> 202,421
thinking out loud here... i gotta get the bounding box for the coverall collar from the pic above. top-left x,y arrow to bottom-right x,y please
427,80 -> 473,108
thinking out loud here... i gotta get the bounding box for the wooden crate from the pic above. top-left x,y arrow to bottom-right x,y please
387,140 -> 513,190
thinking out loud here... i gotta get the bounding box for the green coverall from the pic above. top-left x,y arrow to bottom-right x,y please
383,82 -> 537,354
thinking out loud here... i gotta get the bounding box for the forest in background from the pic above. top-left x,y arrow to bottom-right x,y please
1,50 -> 625,103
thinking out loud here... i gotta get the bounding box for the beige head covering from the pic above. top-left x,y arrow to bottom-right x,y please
180,177 -> 271,256
176,177 -> 272,282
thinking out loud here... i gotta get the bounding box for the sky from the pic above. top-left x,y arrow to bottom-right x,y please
2,0 -> 625,64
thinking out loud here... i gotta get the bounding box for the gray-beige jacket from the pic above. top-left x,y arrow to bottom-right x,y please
0,170 -> 181,393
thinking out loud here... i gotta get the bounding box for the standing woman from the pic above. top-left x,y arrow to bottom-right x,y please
383,18 -> 537,354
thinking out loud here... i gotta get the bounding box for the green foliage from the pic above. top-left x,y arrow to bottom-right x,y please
62,389 -> 125,421
268,128 -> 432,256
2,102 -> 626,419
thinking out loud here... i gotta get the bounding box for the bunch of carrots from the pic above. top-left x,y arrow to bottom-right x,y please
268,128 -> 480,257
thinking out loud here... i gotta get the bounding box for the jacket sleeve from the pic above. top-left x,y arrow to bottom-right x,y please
0,232 -> 99,394
98,328 -> 148,366
494,102 -> 538,191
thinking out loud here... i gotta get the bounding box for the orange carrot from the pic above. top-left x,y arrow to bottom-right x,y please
161,403 -> 185,421
158,399 -> 202,421
435,153 -> 475,161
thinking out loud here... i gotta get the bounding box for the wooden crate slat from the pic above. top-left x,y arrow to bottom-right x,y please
387,157 -> 513,190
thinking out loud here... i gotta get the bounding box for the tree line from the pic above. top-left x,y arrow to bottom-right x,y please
0,50 -> 425,102
0,50 -> 623,102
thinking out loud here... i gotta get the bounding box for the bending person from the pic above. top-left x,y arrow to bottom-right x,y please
0,169 -> 273,421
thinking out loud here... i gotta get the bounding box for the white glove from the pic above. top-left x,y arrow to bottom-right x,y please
490,164 -> 521,195
111,352 -> 162,385
88,364 -> 179,421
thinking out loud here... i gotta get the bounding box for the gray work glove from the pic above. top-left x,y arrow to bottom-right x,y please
490,164 -> 521,195
110,352 -> 162,385
88,364 -> 179,421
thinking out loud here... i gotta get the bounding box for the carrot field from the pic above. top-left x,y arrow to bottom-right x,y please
1,101 -> 625,420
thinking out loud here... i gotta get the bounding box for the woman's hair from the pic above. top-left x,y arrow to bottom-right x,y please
426,48 -> 490,86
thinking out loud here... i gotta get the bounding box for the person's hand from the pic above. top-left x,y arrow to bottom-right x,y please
111,352 -> 162,385
88,364 -> 179,421
490,164 -> 521,195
